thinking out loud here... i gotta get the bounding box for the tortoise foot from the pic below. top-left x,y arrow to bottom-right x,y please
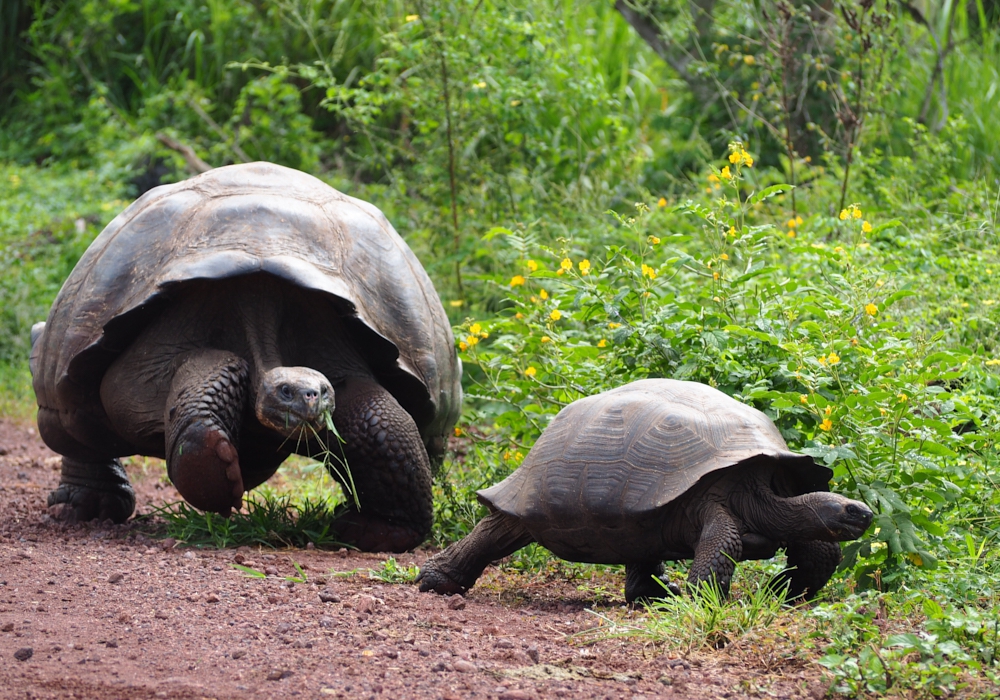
333,512 -> 425,553
415,560 -> 471,596
167,422 -> 243,516
625,562 -> 682,604
47,458 -> 135,524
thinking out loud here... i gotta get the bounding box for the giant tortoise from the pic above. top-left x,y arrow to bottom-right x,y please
30,162 -> 461,552
418,379 -> 871,600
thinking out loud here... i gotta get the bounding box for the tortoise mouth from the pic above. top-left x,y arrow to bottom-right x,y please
255,367 -> 334,437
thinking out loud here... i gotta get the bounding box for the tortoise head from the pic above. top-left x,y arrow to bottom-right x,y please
798,492 -> 873,541
255,367 -> 334,437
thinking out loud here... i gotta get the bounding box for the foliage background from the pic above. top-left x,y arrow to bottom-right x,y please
2,0 -> 1000,693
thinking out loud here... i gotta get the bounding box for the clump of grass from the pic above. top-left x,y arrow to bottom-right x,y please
144,493 -> 348,549
367,557 -> 420,584
577,562 -> 791,653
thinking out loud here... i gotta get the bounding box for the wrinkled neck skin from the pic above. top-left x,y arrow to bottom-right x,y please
695,463 -> 847,542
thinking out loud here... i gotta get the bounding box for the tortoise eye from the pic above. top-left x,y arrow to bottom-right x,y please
280,384 -> 294,400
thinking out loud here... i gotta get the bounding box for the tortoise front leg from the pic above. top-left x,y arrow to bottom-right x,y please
688,503 -> 743,598
625,561 -> 681,604
770,540 -> 842,601
165,351 -> 248,515
417,511 -> 534,595
324,378 -> 434,552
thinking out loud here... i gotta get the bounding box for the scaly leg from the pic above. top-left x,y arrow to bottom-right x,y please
688,503 -> 743,598
417,511 -> 534,595
165,351 -> 248,515
625,561 -> 681,603
324,378 -> 434,552
771,540 -> 842,601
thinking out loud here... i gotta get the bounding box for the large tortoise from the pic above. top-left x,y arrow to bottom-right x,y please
418,379 -> 872,601
30,162 -> 461,552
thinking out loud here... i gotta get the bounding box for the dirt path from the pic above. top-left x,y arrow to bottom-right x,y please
0,419 -> 828,700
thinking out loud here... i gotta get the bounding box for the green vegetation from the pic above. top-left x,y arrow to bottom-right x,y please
3,0 -> 1000,694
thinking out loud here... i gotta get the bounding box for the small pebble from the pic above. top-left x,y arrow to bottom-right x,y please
14,647 -> 33,661
205,594 -> 220,603
266,669 -> 293,681
447,596 -> 466,611
264,566 -> 279,576
383,649 -> 399,659
105,639 -> 118,649
231,650 -> 246,659
453,659 -> 476,673
526,646 -> 539,663
107,573 -> 124,584
1,622 -> 13,632
154,611 -> 169,620
318,589 -> 340,603
431,661 -> 448,672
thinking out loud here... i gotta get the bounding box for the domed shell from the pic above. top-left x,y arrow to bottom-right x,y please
478,379 -> 831,562
32,162 -> 461,451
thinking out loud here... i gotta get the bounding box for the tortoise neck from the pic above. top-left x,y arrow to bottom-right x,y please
730,477 -> 831,540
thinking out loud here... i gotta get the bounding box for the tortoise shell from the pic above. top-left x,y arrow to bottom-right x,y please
31,162 -> 461,456
478,379 -> 831,562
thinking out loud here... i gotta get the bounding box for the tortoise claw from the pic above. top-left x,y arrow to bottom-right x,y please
415,563 -> 470,595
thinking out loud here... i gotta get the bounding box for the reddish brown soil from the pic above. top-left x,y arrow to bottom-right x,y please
0,419 -> 830,700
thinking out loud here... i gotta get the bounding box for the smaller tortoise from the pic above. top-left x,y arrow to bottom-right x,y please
418,379 -> 872,602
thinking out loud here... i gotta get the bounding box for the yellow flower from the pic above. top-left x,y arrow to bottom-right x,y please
524,366 -> 537,377
713,272 -> 720,280
720,253 -> 729,261
526,259 -> 538,272
795,216 -> 803,226
473,81 -> 486,89
510,275 -> 525,287
469,323 -> 482,335
449,299 -> 464,307
539,289 -> 548,300
834,246 -> 845,254
465,335 -> 479,346
560,258 -> 573,271
729,152 -> 741,164
405,14 -> 420,21
743,55 -> 755,65
728,226 -> 736,237
648,235 -> 660,245
865,303 -> 878,316
742,151 -> 754,167
862,220 -> 872,234
454,426 -> 462,437
579,259 -> 591,275
540,336 -> 550,343
641,264 -> 657,279
515,312 -> 523,319
824,405 -> 833,416
459,341 -> 468,351
897,393 -> 908,402
818,356 -> 827,365
720,166 -> 731,179
820,418 -> 833,431
787,231 -> 796,238
852,207 -> 862,219
530,296 -> 537,303
839,209 -> 849,221
712,296 -> 721,302
514,451 -> 523,460
597,339 -> 607,348
707,173 -> 720,183
985,358 -> 1000,366
510,99 -> 522,106
800,394 -> 808,404
657,197 -> 667,207
827,352 -> 840,365
787,218 -> 797,229
608,322 -> 622,329
549,309 -> 562,321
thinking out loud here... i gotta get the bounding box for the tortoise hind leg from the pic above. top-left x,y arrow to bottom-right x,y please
625,562 -> 681,604
770,540 -> 842,602
322,378 -> 434,552
47,457 -> 135,523
35,407 -> 135,524
417,511 -> 534,595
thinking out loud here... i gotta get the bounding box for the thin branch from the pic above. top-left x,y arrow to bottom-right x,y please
156,132 -> 213,174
